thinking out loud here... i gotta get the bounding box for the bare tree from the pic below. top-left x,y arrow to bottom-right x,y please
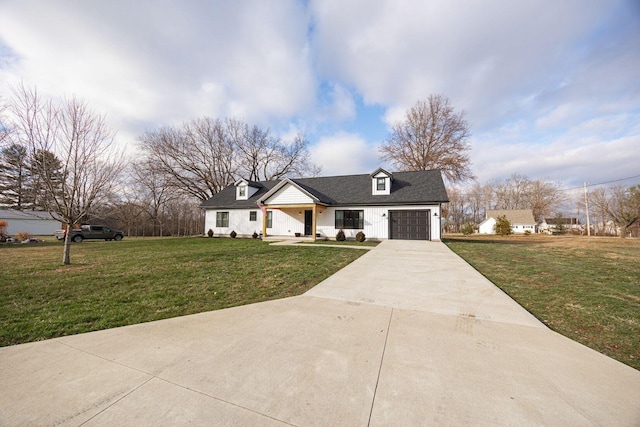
589,187 -> 612,235
139,117 -> 319,202
139,117 -> 235,202
466,182 -> 493,224
492,174 -> 530,210
525,178 -> 563,222
235,121 -> 316,181
9,85 -> 124,264
130,159 -> 177,236
379,95 -> 474,183
599,185 -> 640,238
0,94 -> 11,147
443,186 -> 466,233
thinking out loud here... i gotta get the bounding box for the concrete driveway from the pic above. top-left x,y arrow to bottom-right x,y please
1,240 -> 639,426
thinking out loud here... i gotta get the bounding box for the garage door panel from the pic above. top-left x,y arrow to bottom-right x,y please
389,210 -> 430,240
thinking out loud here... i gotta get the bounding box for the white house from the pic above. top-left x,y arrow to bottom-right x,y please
538,217 -> 582,234
478,209 -> 537,234
200,169 -> 449,241
0,210 -> 62,236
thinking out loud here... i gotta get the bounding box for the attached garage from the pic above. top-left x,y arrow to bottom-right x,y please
389,210 -> 431,240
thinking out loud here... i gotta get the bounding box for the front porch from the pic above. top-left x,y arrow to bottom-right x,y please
261,204 -> 326,241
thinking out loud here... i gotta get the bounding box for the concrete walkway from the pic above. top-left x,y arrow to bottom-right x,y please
1,241 -> 639,426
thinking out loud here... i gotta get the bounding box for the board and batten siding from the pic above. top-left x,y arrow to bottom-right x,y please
315,205 -> 441,240
267,184 -> 314,205
204,204 -> 442,240
204,209 -> 261,237
204,208 -> 308,237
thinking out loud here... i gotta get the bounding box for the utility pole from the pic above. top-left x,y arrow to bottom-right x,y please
584,182 -> 591,236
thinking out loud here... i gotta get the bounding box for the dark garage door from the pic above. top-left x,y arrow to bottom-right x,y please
389,210 -> 431,240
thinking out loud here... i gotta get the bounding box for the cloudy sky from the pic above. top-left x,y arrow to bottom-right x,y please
1,0 -> 638,188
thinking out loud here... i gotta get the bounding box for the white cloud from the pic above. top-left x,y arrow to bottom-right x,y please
0,0 -> 638,188
309,131 -> 381,176
0,0 -> 315,141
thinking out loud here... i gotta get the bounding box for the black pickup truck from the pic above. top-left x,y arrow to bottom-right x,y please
55,225 -> 124,242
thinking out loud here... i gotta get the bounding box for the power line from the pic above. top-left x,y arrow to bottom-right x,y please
563,174 -> 640,192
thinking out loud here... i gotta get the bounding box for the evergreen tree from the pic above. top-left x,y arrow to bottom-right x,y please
494,215 -> 512,235
0,143 -> 28,208
27,149 -> 64,210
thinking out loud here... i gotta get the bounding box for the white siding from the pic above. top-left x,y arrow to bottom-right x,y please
316,205 -> 442,240
204,204 -> 443,240
204,209 -> 262,237
268,209 -> 306,236
478,218 -> 496,234
4,218 -> 61,235
266,184 -> 313,205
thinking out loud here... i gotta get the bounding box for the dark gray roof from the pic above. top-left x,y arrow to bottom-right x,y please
200,170 -> 449,209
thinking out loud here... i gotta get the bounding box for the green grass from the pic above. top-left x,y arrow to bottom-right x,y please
444,234 -> 640,370
0,237 -> 365,346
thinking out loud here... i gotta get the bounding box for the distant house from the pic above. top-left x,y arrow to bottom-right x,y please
478,209 -> 536,234
0,210 -> 62,236
200,169 -> 449,241
539,217 -> 582,234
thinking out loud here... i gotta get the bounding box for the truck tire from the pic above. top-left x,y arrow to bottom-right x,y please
72,235 -> 83,243
114,234 -> 123,241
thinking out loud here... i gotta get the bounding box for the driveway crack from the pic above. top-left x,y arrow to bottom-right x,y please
368,307 -> 393,426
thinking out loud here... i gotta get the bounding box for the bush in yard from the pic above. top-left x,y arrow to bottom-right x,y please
355,231 -> 366,242
16,231 -> 31,241
336,229 -> 346,241
494,215 -> 512,236
252,231 -> 258,239
461,222 -> 475,235
230,230 -> 237,238
207,229 -> 214,238
524,229 -> 532,236
0,220 -> 7,242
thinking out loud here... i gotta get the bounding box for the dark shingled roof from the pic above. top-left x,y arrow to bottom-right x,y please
200,169 -> 449,209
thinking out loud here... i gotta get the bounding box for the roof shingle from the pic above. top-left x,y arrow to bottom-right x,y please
200,170 -> 448,209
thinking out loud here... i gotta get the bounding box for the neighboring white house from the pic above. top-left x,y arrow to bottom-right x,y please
200,169 -> 449,241
0,210 -> 62,236
538,217 -> 582,234
478,209 -> 537,234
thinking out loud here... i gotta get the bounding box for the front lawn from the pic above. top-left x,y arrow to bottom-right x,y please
0,237 -> 365,346
444,234 -> 640,370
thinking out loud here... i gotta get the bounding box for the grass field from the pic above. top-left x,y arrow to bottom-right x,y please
444,234 -> 640,370
0,237 -> 365,346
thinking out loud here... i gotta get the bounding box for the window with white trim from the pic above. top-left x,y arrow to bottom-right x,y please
216,212 -> 229,227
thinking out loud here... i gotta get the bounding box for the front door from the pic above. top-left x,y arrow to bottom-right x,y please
304,210 -> 313,236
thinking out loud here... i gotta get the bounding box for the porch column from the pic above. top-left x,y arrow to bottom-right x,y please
312,204 -> 318,241
262,210 -> 267,238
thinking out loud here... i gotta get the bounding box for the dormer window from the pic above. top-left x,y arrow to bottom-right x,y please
235,178 -> 261,200
370,168 -> 392,195
236,183 -> 248,200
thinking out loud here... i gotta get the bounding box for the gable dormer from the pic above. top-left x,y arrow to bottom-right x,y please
234,178 -> 260,200
370,168 -> 393,195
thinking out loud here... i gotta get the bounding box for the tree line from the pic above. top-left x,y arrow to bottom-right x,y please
0,85 -> 320,263
443,174 -> 640,237
1,86 -> 638,264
